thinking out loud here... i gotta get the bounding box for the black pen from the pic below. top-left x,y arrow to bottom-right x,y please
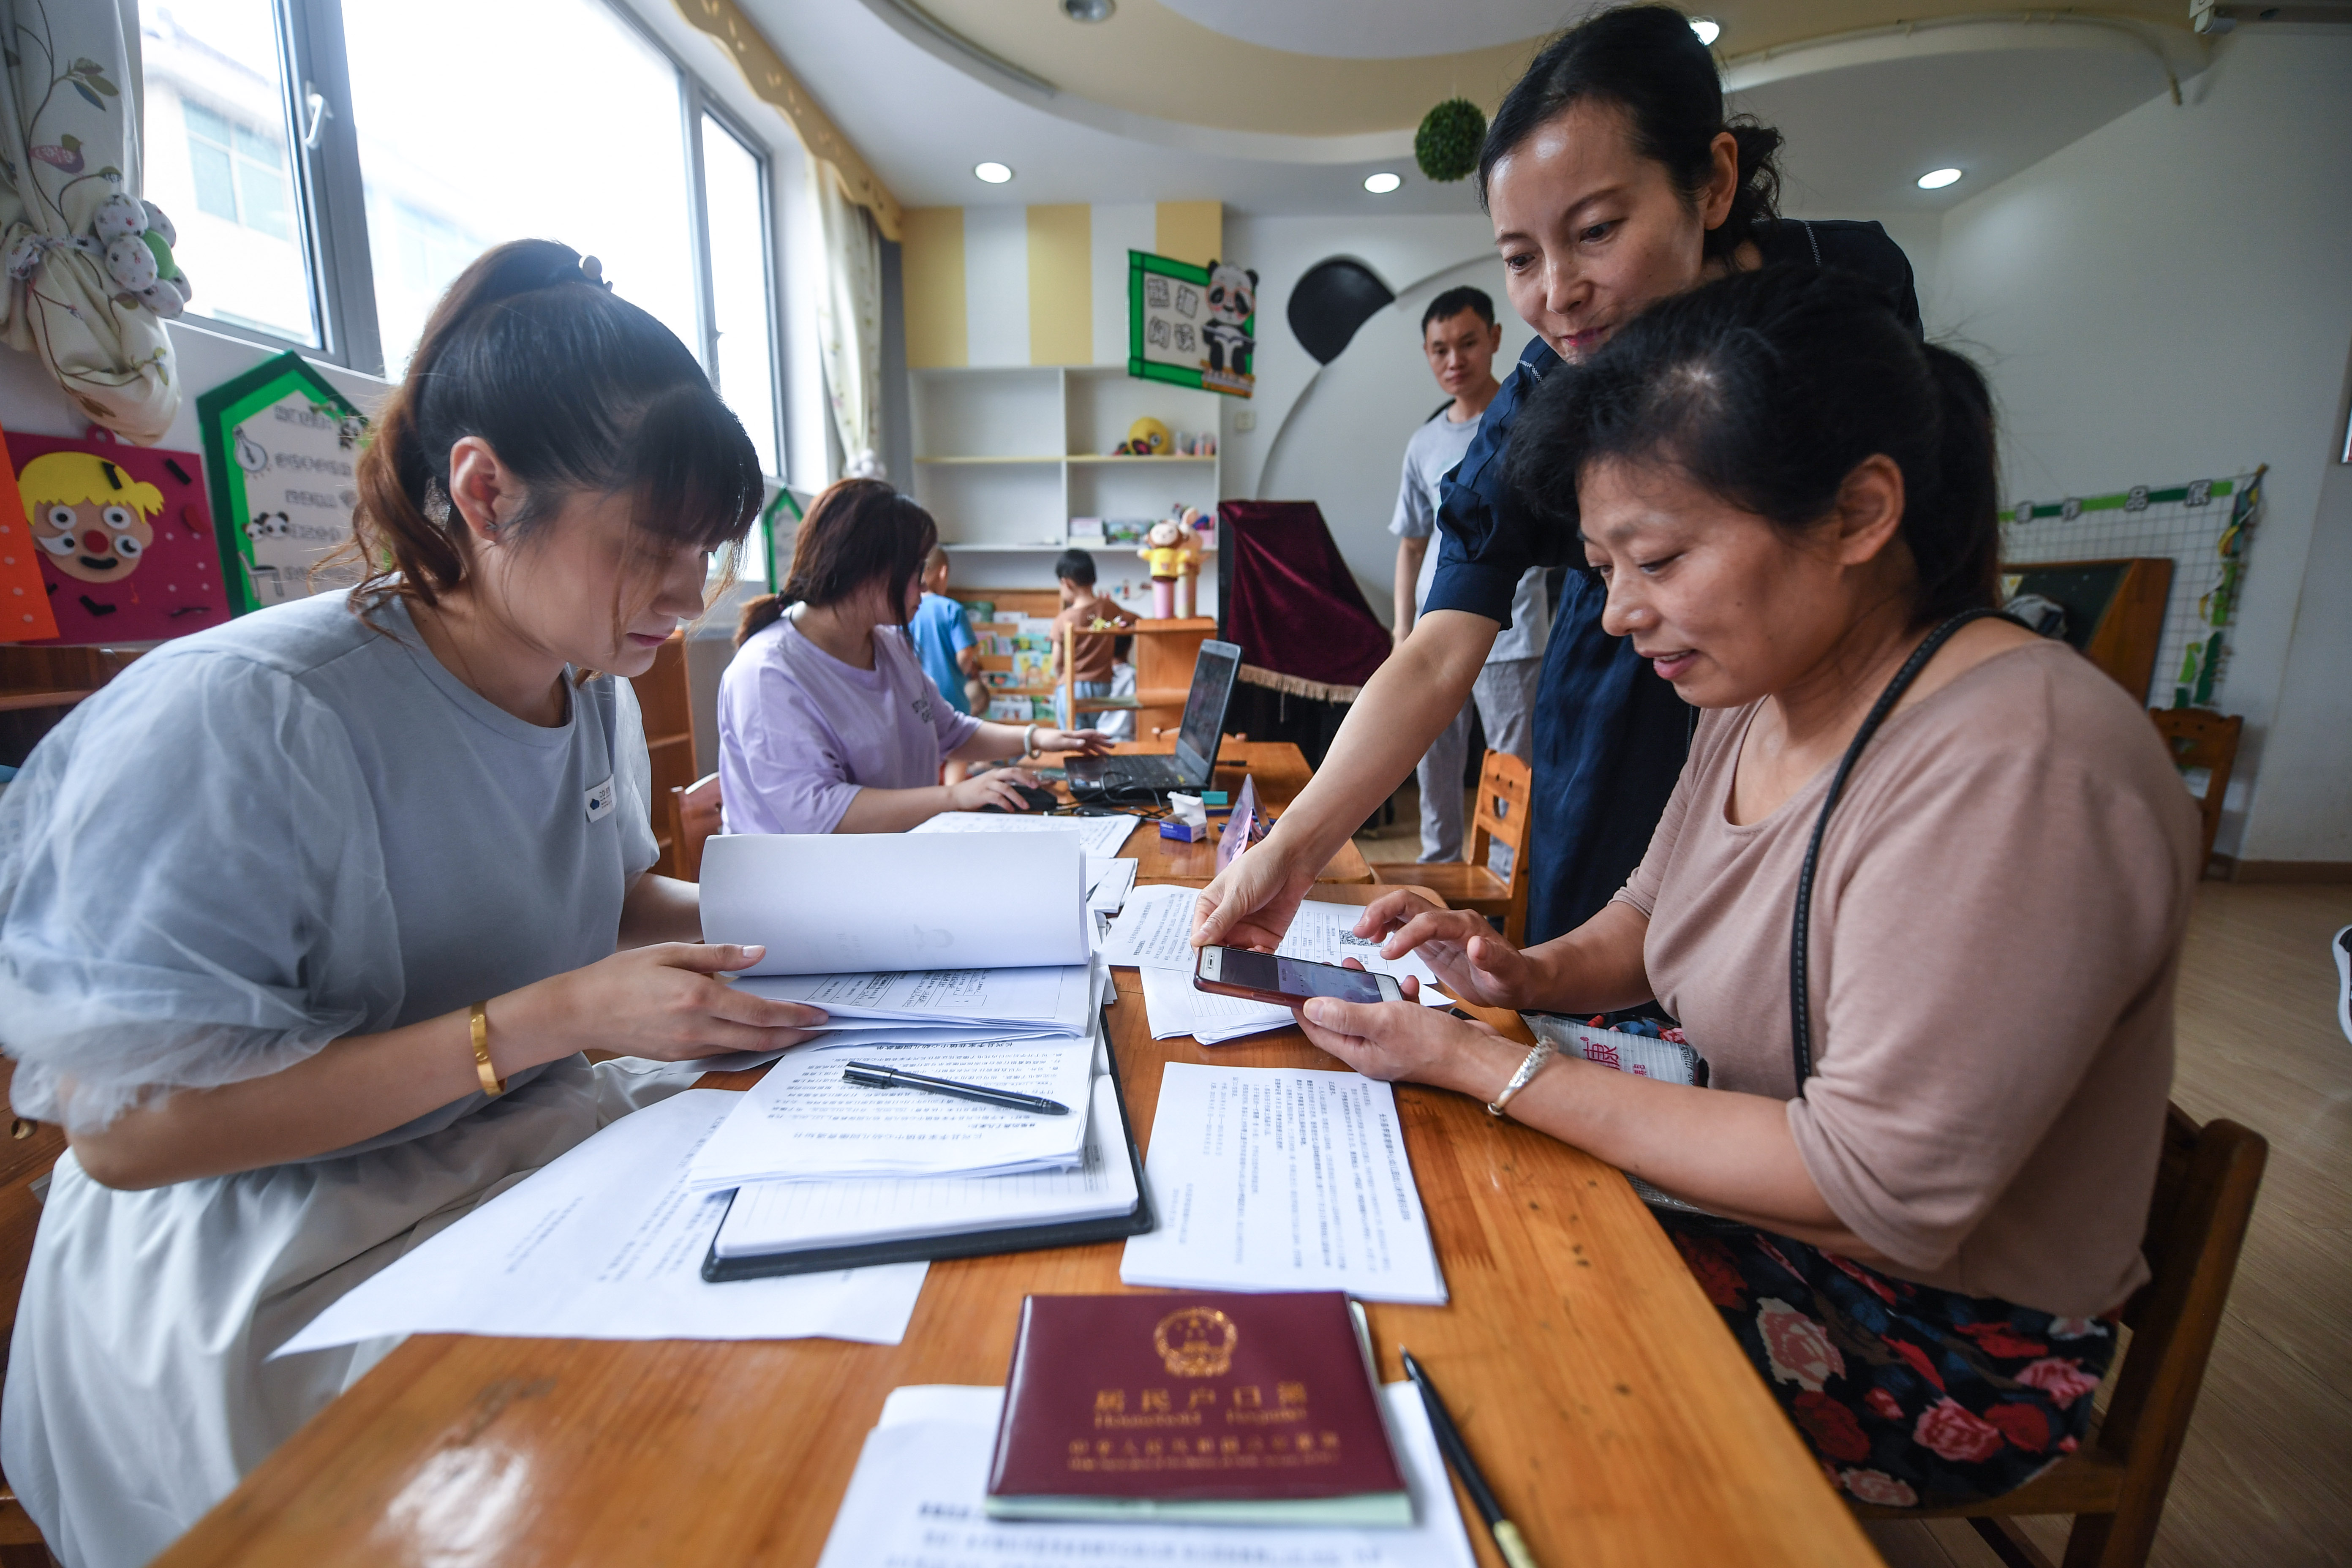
841,1062 -> 1070,1116
1402,1348 -> 1538,1568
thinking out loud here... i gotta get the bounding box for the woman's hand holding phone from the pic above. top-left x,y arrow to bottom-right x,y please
1292,959 -> 1519,1092
1348,890 -> 1541,1010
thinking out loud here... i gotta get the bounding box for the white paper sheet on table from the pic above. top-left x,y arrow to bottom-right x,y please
814,1381 -> 1476,1568
701,833 -> 1088,974
274,1092 -> 928,1355
713,1073 -> 1136,1259
737,963 -> 1094,1036
910,809 -> 1137,860
689,1032 -> 1097,1191
1085,856 -> 1138,912
1102,885 -> 1453,1005
1137,964 -> 1294,1045
1121,1064 -> 1448,1305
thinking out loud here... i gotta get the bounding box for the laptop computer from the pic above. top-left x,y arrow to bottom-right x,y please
1066,639 -> 1241,800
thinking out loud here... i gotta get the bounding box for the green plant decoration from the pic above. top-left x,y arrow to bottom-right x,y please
1415,98 -> 1486,183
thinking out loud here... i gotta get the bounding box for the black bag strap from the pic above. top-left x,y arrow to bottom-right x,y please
1788,608 -> 2011,1091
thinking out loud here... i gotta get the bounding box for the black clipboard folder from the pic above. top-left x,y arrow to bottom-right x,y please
701,1007 -> 1155,1283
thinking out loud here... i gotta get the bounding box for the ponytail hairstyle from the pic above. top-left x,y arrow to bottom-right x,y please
1478,5 -> 1781,264
1505,265 -> 2000,627
735,478 -> 939,646
346,238 -> 764,628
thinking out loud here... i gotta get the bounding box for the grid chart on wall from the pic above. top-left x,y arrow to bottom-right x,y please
1998,469 -> 2263,708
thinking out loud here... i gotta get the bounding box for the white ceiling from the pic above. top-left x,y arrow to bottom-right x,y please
1156,0 -> 1566,58
743,2 -> 2199,219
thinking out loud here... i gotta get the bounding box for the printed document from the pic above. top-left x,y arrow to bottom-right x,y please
910,808 -> 1136,860
1120,1064 -> 1447,1305
702,833 -> 1088,974
813,1382 -> 1475,1568
1102,885 -> 1452,1001
738,962 -> 1094,1036
275,1092 -> 928,1354
1137,964 -> 1292,1045
689,1033 -> 1097,1190
713,1073 -> 1135,1259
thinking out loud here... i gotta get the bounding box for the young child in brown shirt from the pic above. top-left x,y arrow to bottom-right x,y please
1048,548 -> 1133,732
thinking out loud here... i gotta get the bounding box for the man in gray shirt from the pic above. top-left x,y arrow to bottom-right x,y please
1389,286 -> 1550,862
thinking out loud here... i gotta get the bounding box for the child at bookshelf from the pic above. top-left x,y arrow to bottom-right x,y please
907,547 -> 981,716
719,483 -> 1113,833
1048,548 -> 1135,737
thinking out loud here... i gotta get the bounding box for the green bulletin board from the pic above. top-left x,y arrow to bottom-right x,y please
194,351 -> 370,614
1128,249 -> 1255,398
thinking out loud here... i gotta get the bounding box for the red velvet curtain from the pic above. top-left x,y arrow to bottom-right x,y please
1217,500 -> 1390,699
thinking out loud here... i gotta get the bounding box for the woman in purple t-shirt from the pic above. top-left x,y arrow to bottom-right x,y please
717,480 -> 1109,833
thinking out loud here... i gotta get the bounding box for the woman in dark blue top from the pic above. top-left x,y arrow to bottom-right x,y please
1195,5 -> 1922,955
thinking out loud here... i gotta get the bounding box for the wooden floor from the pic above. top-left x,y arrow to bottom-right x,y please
1355,804 -> 2352,1566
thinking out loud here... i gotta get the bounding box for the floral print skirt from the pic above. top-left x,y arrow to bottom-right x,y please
1656,1212 -> 2117,1509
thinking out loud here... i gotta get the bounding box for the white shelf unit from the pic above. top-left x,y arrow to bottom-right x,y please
909,365 -> 1224,612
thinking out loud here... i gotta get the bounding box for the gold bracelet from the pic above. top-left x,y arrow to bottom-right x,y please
470,1000 -> 506,1098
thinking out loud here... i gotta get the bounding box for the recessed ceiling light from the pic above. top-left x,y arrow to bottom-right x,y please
1364,171 -> 1402,195
1061,0 -> 1114,18
1689,16 -> 1721,45
1916,166 -> 1963,190
974,161 -> 1013,184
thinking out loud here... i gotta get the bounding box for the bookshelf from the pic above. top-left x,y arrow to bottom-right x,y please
912,365 -> 1225,615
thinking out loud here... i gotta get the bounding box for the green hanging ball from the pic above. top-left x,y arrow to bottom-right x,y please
1416,98 -> 1487,184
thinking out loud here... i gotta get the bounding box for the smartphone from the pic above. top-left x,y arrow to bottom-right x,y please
1195,946 -> 1404,1007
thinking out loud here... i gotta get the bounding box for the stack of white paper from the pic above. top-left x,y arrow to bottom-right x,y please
1103,883 -> 1454,995
712,1074 -> 1135,1259
814,1382 -> 1477,1568
736,962 -> 1096,1037
1085,856 -> 1138,912
274,1092 -> 930,1353
1121,1064 -> 1449,1305
909,808 -> 1137,860
689,1033 -> 1098,1191
1137,964 -> 1295,1045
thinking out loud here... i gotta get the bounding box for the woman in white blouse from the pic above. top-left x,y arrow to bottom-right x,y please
0,240 -> 822,1567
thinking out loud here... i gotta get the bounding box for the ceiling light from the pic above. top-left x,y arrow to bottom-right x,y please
1363,171 -> 1402,194
1689,16 -> 1720,45
1916,166 -> 1963,190
974,161 -> 1013,184
1061,0 -> 1114,18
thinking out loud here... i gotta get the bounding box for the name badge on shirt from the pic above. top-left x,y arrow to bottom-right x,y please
585,776 -> 616,823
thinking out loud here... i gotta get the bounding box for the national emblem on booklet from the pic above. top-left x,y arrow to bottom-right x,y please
985,1290 -> 1411,1526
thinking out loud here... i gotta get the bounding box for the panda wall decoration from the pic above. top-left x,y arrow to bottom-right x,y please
1128,249 -> 1255,399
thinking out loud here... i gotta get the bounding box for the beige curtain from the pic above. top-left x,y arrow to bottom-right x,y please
0,0 -> 180,442
811,155 -> 882,482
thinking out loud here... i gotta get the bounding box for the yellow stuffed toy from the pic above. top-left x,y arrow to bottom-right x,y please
1138,509 -> 1203,618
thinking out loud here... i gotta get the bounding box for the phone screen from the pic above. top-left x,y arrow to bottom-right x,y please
1217,949 -> 1386,1002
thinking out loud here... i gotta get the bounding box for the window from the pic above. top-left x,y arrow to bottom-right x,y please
136,0 -> 790,479
141,0 -> 318,345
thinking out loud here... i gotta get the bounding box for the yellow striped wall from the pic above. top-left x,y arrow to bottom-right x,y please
904,201 -> 1223,369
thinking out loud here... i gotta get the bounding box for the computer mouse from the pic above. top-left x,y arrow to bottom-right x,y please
978,783 -> 1063,814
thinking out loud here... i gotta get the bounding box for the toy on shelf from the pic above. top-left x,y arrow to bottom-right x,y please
1112,416 -> 1171,457
1138,507 -> 1205,619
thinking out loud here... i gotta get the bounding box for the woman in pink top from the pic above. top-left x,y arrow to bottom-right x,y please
1283,269 -> 2198,1508
716,480 -> 1108,834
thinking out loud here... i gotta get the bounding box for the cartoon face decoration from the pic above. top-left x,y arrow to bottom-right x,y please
1204,262 -> 1256,327
32,496 -> 155,583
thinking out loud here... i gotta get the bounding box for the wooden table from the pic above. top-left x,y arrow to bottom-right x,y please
156,881 -> 1880,1568
1049,738 -> 1373,885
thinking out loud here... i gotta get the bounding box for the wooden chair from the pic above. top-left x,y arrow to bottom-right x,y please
1371,749 -> 1532,943
665,773 -> 722,883
0,1063 -> 69,1563
1851,1104 -> 2268,1568
2148,708 -> 2241,874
